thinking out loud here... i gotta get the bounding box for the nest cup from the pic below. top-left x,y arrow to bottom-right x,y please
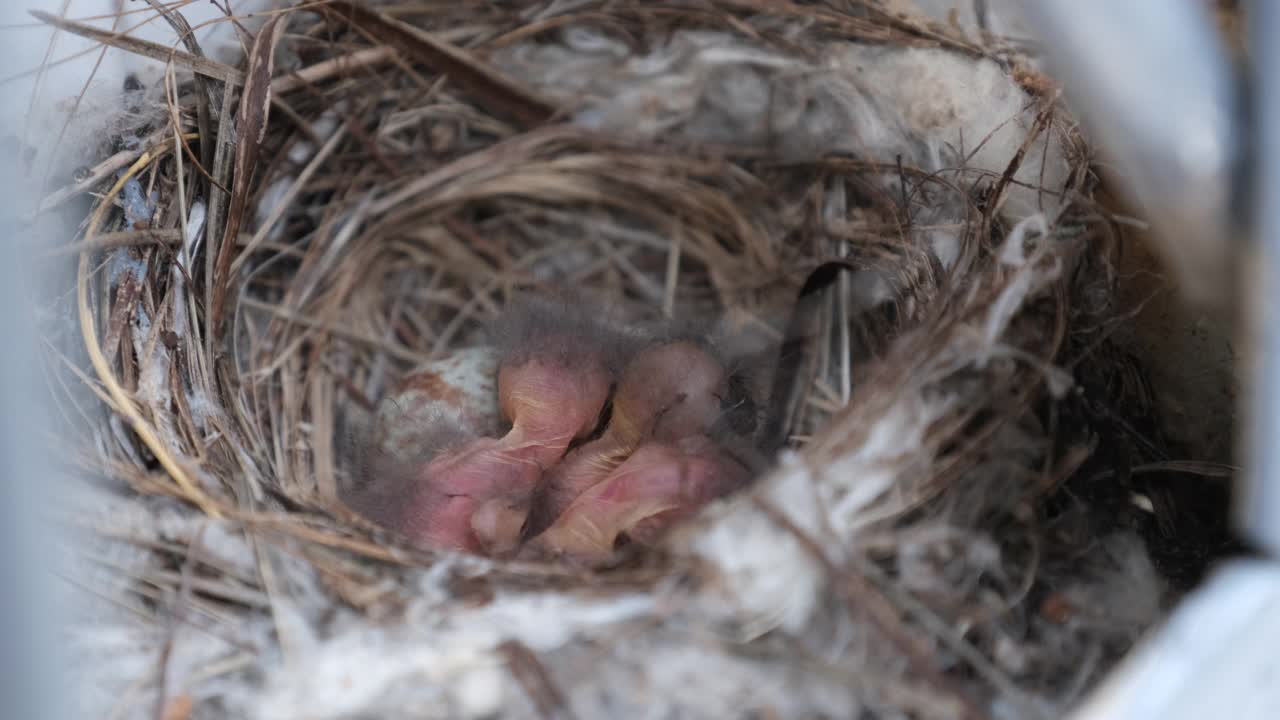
41,2 -> 1241,718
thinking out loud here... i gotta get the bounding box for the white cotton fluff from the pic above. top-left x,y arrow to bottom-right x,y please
827,44 -> 1071,222
59,488 -> 272,718
248,588 -> 657,720
685,386 -> 953,639
496,29 -> 1072,276
687,458 -> 828,638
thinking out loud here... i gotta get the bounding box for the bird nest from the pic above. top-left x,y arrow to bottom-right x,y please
39,2 -> 1238,718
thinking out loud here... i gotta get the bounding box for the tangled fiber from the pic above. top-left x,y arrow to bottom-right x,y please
25,1 -> 1240,718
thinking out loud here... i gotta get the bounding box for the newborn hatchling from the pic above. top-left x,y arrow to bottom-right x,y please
342,293 -> 757,563
527,339 -> 751,560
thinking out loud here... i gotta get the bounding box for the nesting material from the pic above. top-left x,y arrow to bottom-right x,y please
33,2 -> 1238,719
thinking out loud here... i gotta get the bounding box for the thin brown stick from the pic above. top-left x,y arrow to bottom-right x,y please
29,9 -> 245,85
210,15 -> 286,340
319,2 -> 558,129
271,46 -> 399,95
